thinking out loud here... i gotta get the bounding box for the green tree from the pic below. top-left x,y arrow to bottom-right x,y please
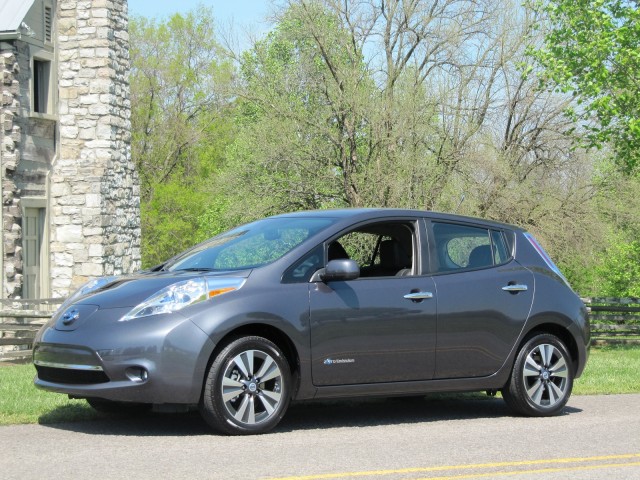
219,1 -> 608,239
211,3 -> 376,225
219,0 -> 503,221
530,0 -> 640,173
596,239 -> 640,297
130,8 -> 236,266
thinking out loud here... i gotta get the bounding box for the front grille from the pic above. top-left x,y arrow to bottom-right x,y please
36,365 -> 110,385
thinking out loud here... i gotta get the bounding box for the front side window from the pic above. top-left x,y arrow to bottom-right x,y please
329,222 -> 415,278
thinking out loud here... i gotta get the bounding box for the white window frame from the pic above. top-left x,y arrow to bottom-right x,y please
30,48 -> 56,119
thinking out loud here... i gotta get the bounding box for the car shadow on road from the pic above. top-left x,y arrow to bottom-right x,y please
39,393 -> 582,437
275,394 -> 582,433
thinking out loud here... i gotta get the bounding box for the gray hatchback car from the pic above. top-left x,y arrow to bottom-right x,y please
33,209 -> 589,434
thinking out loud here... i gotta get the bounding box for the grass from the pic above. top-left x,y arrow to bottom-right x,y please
1,345 -> 639,426
0,363 -> 97,426
572,344 -> 640,395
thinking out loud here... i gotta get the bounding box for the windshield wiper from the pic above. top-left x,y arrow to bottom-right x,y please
174,267 -> 217,272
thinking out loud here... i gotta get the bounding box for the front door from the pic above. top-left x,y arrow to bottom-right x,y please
309,219 -> 436,386
310,276 -> 437,385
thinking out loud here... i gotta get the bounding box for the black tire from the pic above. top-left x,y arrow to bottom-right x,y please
502,333 -> 574,417
86,398 -> 151,414
200,336 -> 291,435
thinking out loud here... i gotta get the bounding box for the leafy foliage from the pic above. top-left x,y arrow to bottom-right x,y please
596,239 -> 640,297
223,3 -> 374,216
130,9 -> 236,266
530,0 -> 640,173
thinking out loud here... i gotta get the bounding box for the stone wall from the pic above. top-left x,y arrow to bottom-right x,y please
1,42 -> 23,298
51,0 -> 140,296
1,38 -> 58,299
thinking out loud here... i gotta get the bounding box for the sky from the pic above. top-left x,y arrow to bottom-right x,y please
128,0 -> 276,46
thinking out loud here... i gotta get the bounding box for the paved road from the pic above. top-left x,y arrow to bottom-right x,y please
2,394 -> 639,480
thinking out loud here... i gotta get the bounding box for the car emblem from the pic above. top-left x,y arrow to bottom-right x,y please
61,308 -> 81,325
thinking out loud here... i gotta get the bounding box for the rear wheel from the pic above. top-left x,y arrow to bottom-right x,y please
200,336 -> 291,435
502,333 -> 574,416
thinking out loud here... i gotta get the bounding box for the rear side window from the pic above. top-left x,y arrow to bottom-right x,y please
491,230 -> 510,264
432,222 -> 510,273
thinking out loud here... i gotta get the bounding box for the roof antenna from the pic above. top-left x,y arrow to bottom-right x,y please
454,193 -> 465,213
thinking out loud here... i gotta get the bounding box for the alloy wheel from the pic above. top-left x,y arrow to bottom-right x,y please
220,349 -> 284,425
522,343 -> 570,408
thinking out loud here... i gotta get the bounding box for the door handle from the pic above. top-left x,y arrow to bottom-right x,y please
502,284 -> 528,292
403,292 -> 434,300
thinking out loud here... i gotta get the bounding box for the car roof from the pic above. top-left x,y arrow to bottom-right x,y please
271,208 -> 524,232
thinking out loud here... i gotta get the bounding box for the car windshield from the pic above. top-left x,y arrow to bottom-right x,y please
165,217 -> 335,272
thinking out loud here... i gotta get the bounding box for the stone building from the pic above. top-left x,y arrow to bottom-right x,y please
0,0 -> 140,300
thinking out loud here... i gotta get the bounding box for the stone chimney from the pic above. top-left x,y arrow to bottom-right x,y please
51,0 -> 140,296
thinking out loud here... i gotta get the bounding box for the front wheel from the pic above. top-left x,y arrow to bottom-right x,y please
200,336 -> 291,435
502,333 -> 574,416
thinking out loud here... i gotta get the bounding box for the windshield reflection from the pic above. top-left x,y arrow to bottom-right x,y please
166,217 -> 335,272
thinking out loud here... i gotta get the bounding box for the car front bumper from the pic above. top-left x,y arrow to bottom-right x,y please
33,307 -> 215,405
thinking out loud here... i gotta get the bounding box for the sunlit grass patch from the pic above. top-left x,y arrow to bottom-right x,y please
573,344 -> 640,395
0,363 -> 96,426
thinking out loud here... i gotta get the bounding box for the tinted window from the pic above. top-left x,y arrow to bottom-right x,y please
433,222 -> 509,272
491,229 -> 510,264
330,222 -> 415,277
282,245 -> 324,283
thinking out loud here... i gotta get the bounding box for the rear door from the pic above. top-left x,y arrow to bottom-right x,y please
428,221 -> 534,379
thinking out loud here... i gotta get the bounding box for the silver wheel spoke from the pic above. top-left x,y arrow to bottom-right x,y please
539,344 -> 554,367
550,357 -> 569,378
233,352 -> 252,379
246,396 -> 256,424
527,379 -> 545,405
234,394 -> 250,422
222,377 -> 245,402
260,389 -> 282,404
547,382 -> 559,405
548,381 -> 565,405
524,355 -> 542,377
255,356 -> 275,380
259,363 -> 281,383
256,392 -> 277,415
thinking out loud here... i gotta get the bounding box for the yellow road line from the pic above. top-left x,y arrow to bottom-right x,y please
414,461 -> 640,480
269,453 -> 640,480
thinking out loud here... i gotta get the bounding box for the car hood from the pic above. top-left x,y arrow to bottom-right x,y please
72,269 -> 252,310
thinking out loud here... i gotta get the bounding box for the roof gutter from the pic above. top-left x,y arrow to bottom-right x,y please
0,32 -> 21,40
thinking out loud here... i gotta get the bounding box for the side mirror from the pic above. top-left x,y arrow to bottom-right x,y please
322,259 -> 360,282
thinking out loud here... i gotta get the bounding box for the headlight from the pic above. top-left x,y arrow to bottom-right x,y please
120,277 -> 245,322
